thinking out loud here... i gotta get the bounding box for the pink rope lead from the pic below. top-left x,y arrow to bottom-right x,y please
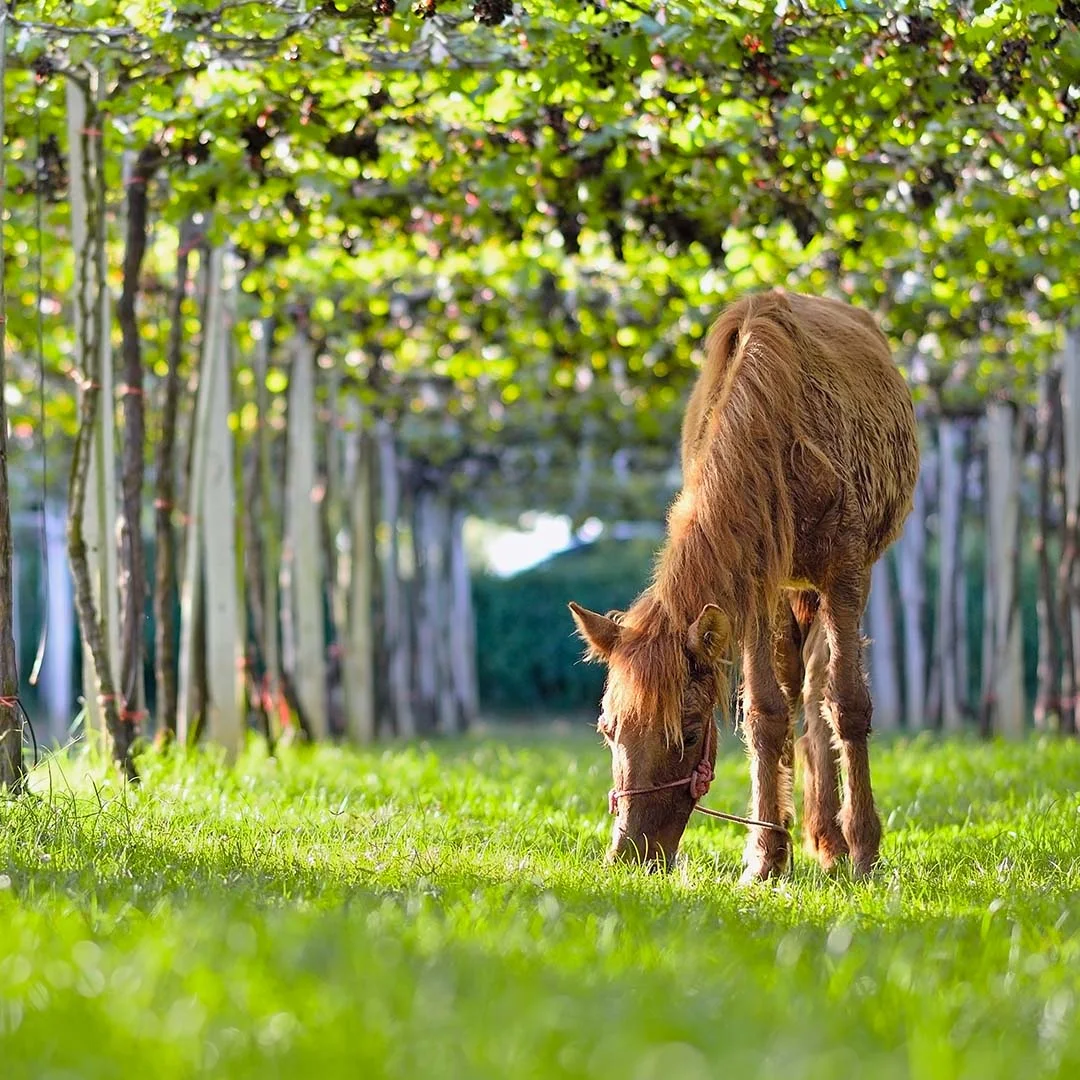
607,716 -> 790,837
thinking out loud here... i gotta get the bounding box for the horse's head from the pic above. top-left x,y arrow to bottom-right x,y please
568,601 -> 730,869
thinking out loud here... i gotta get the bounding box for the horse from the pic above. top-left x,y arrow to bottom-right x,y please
569,289 -> 919,881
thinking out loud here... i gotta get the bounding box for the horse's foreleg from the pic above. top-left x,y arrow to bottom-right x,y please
799,618 -> 848,870
771,603 -> 805,832
740,612 -> 793,883
819,568 -> 881,878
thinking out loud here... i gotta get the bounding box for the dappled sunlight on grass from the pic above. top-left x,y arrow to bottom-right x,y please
2,732 -> 1080,1077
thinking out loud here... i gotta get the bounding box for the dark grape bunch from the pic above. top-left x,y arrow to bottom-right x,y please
585,41 -> 616,89
473,0 -> 512,25
31,53 -> 57,80
373,0 -> 395,15
990,37 -> 1029,99
413,0 -> 437,15
959,64 -> 991,105
901,14 -> 937,47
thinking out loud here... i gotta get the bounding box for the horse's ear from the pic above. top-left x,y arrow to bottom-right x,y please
568,601 -> 621,662
688,604 -> 730,665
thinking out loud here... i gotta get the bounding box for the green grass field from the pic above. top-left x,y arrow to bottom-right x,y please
2,727 -> 1080,1079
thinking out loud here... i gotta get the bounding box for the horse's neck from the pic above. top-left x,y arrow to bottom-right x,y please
648,490 -> 750,631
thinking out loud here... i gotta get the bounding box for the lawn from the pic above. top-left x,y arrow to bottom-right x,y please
2,726 -> 1080,1079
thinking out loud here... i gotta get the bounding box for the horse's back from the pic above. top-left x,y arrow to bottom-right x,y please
692,289 -> 919,569
782,292 -> 919,561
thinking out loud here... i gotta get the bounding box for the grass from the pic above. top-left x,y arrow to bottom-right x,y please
2,726 -> 1080,1079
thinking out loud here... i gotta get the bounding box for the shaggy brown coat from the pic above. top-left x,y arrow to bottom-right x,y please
571,289 -> 919,879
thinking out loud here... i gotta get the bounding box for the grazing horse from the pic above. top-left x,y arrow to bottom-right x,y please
569,290 -> 918,881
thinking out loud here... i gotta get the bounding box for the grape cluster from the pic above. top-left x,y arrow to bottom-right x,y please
902,14 -> 938,47
327,124 -> 380,163
585,41 -> 616,89
413,0 -> 437,16
773,26 -> 795,54
959,65 -> 991,104
373,0 -> 395,15
989,37 -> 1029,98
1060,0 -> 1080,21
15,133 -> 67,204
31,53 -> 56,81
472,0 -> 512,26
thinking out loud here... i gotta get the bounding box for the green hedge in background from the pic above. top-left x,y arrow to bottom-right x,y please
473,532 -> 1044,722
472,539 -> 657,715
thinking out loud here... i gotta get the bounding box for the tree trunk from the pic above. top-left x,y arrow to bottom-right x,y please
176,246 -> 225,745
1034,371 -> 1062,731
937,416 -> 966,732
895,460 -> 928,729
283,329 -> 328,739
0,13 -> 25,789
322,369 -> 345,737
377,420 -> 414,738
66,77 -> 131,776
411,483 -> 438,734
154,216 -> 196,743
254,320 -> 283,739
983,402 -> 1025,737
865,554 -> 902,730
343,422 -> 377,743
956,428 -> 972,718
428,490 -> 456,735
448,506 -> 479,731
241,440 -> 272,741
1059,326 -> 1080,734
117,145 -> 160,735
199,252 -> 244,757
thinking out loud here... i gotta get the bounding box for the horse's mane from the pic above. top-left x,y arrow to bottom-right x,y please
611,291 -> 806,746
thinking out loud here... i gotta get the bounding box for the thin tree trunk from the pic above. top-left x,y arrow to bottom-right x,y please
200,253 -> 244,757
984,402 -> 1025,737
0,10 -> 26,790
322,368 -> 345,736
411,482 -> 437,734
1034,372 -> 1062,730
1060,326 -> 1080,734
449,506 -> 478,730
429,490 -> 456,735
241,445 -> 272,742
956,428 -> 972,717
343,420 -> 377,743
254,320 -> 283,738
937,416 -> 966,732
117,144 -> 160,734
67,73 -> 121,751
66,76 -> 132,777
377,420 -> 414,737
154,216 -> 196,743
283,328 -> 328,739
177,246 -> 225,744
865,554 -> 902,730
896,462 -> 928,729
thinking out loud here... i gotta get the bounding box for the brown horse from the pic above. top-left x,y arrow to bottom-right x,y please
569,290 -> 918,881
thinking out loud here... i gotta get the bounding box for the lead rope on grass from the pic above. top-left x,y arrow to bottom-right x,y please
607,714 -> 791,838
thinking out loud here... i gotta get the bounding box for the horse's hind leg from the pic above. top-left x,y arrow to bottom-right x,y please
799,619 -> 848,870
819,568 -> 881,878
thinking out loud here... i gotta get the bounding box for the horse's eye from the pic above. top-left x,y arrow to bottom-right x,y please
683,727 -> 700,747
